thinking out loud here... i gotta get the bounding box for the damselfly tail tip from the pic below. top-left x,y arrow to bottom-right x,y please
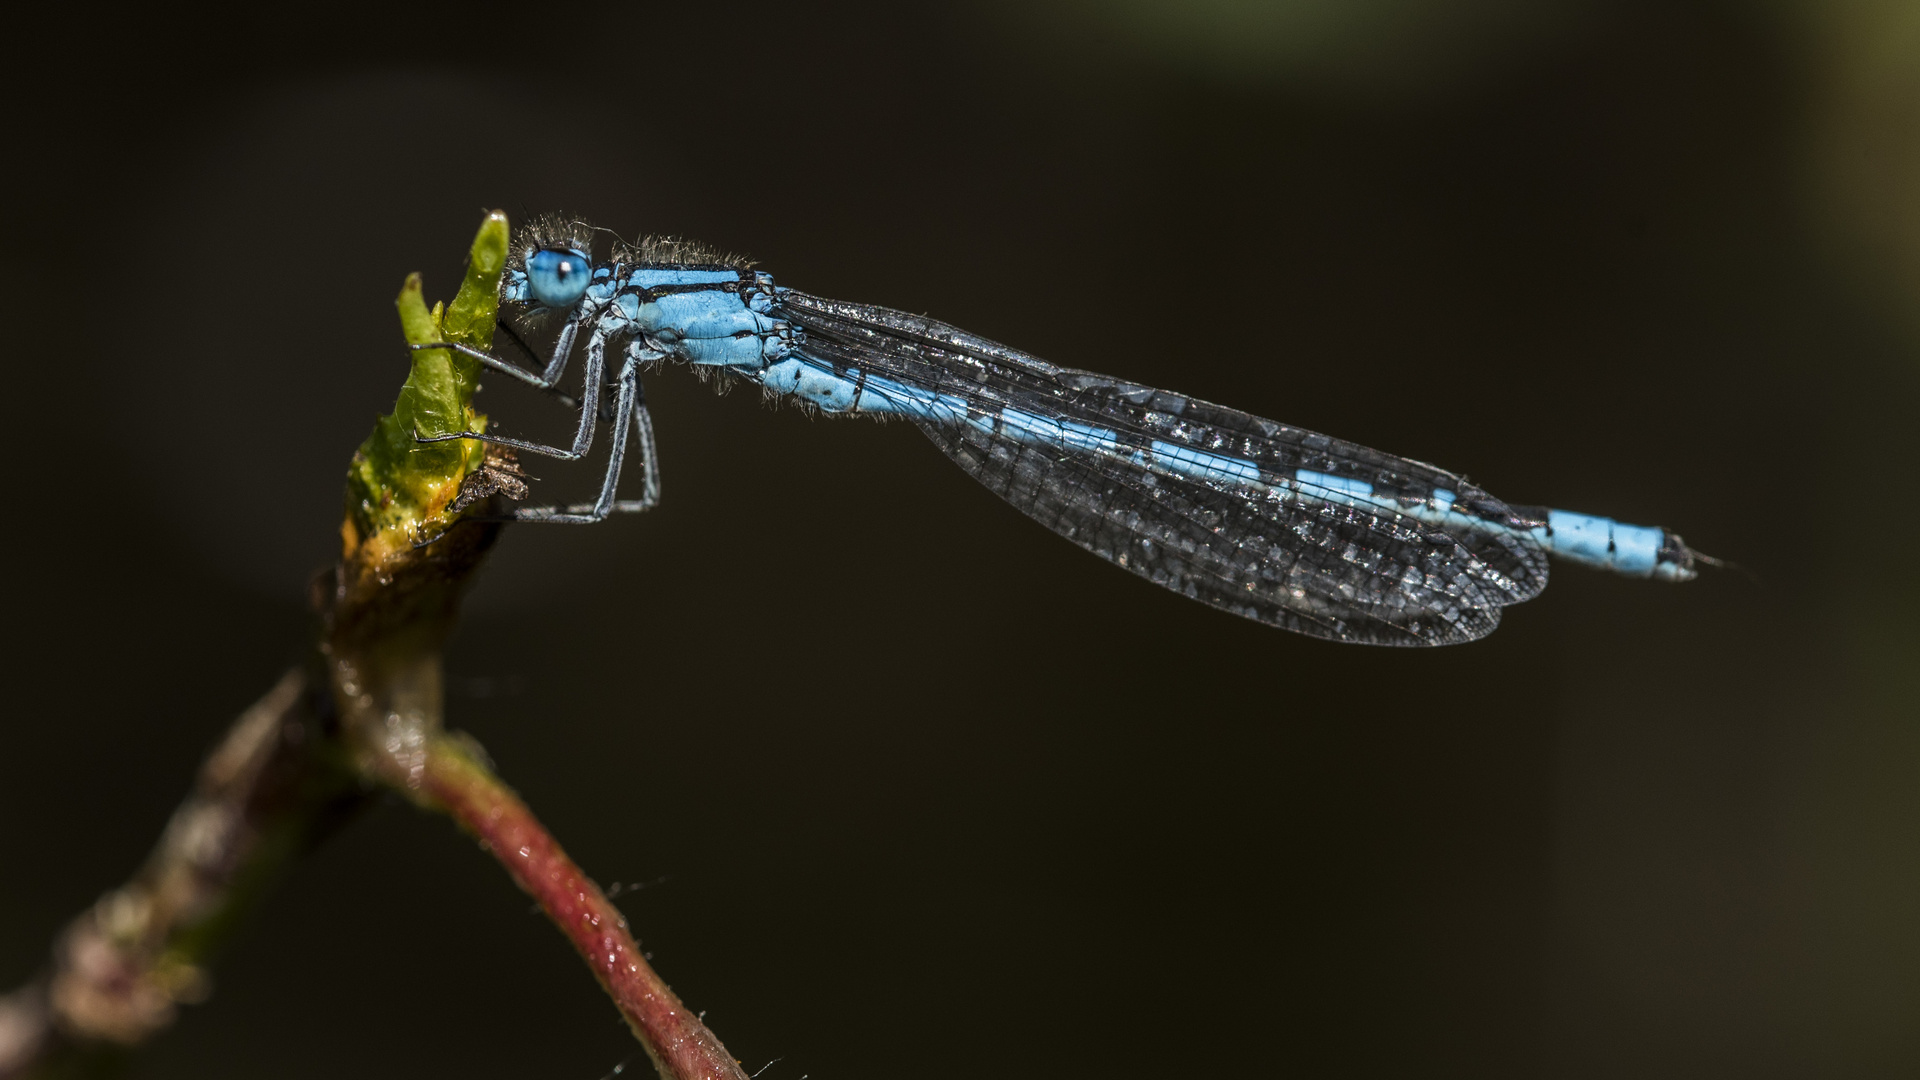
1661,532 -> 1751,585
1691,548 -> 1758,585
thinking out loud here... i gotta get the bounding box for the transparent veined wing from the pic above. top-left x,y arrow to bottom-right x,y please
774,291 -> 1551,645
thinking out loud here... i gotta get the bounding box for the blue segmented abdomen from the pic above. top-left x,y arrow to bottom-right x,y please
1522,509 -> 1698,581
752,352 -> 1698,583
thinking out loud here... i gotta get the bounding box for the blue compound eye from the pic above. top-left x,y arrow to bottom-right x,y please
526,247 -> 593,307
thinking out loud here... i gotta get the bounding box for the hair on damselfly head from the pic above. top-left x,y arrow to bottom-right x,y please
509,212 -> 599,273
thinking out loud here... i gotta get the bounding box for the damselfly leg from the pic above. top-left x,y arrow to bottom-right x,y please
412,316 -> 661,520
512,361 -> 660,523
411,301 -> 591,396
417,323 -> 609,463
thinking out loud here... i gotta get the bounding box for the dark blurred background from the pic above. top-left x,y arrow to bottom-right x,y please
4,2 -> 1917,1077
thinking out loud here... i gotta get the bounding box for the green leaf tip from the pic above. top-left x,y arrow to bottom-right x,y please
342,212 -> 512,556
443,210 -> 511,348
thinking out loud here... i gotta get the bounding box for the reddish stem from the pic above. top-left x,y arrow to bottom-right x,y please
419,740 -> 745,1080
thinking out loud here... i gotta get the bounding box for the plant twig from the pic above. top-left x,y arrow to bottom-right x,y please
2,212 -> 746,1080
420,737 -> 744,1080
0,670 -> 358,1077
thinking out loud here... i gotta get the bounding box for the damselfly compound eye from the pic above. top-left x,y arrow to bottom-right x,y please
527,247 -> 593,307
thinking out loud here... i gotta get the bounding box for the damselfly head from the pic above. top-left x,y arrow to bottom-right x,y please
506,214 -> 600,308
525,247 -> 594,308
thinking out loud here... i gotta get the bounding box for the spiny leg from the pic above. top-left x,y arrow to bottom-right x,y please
513,359 -> 654,523
610,375 -> 660,513
408,301 -> 591,396
409,318 -> 545,384
416,327 -> 609,461
469,319 -> 583,410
